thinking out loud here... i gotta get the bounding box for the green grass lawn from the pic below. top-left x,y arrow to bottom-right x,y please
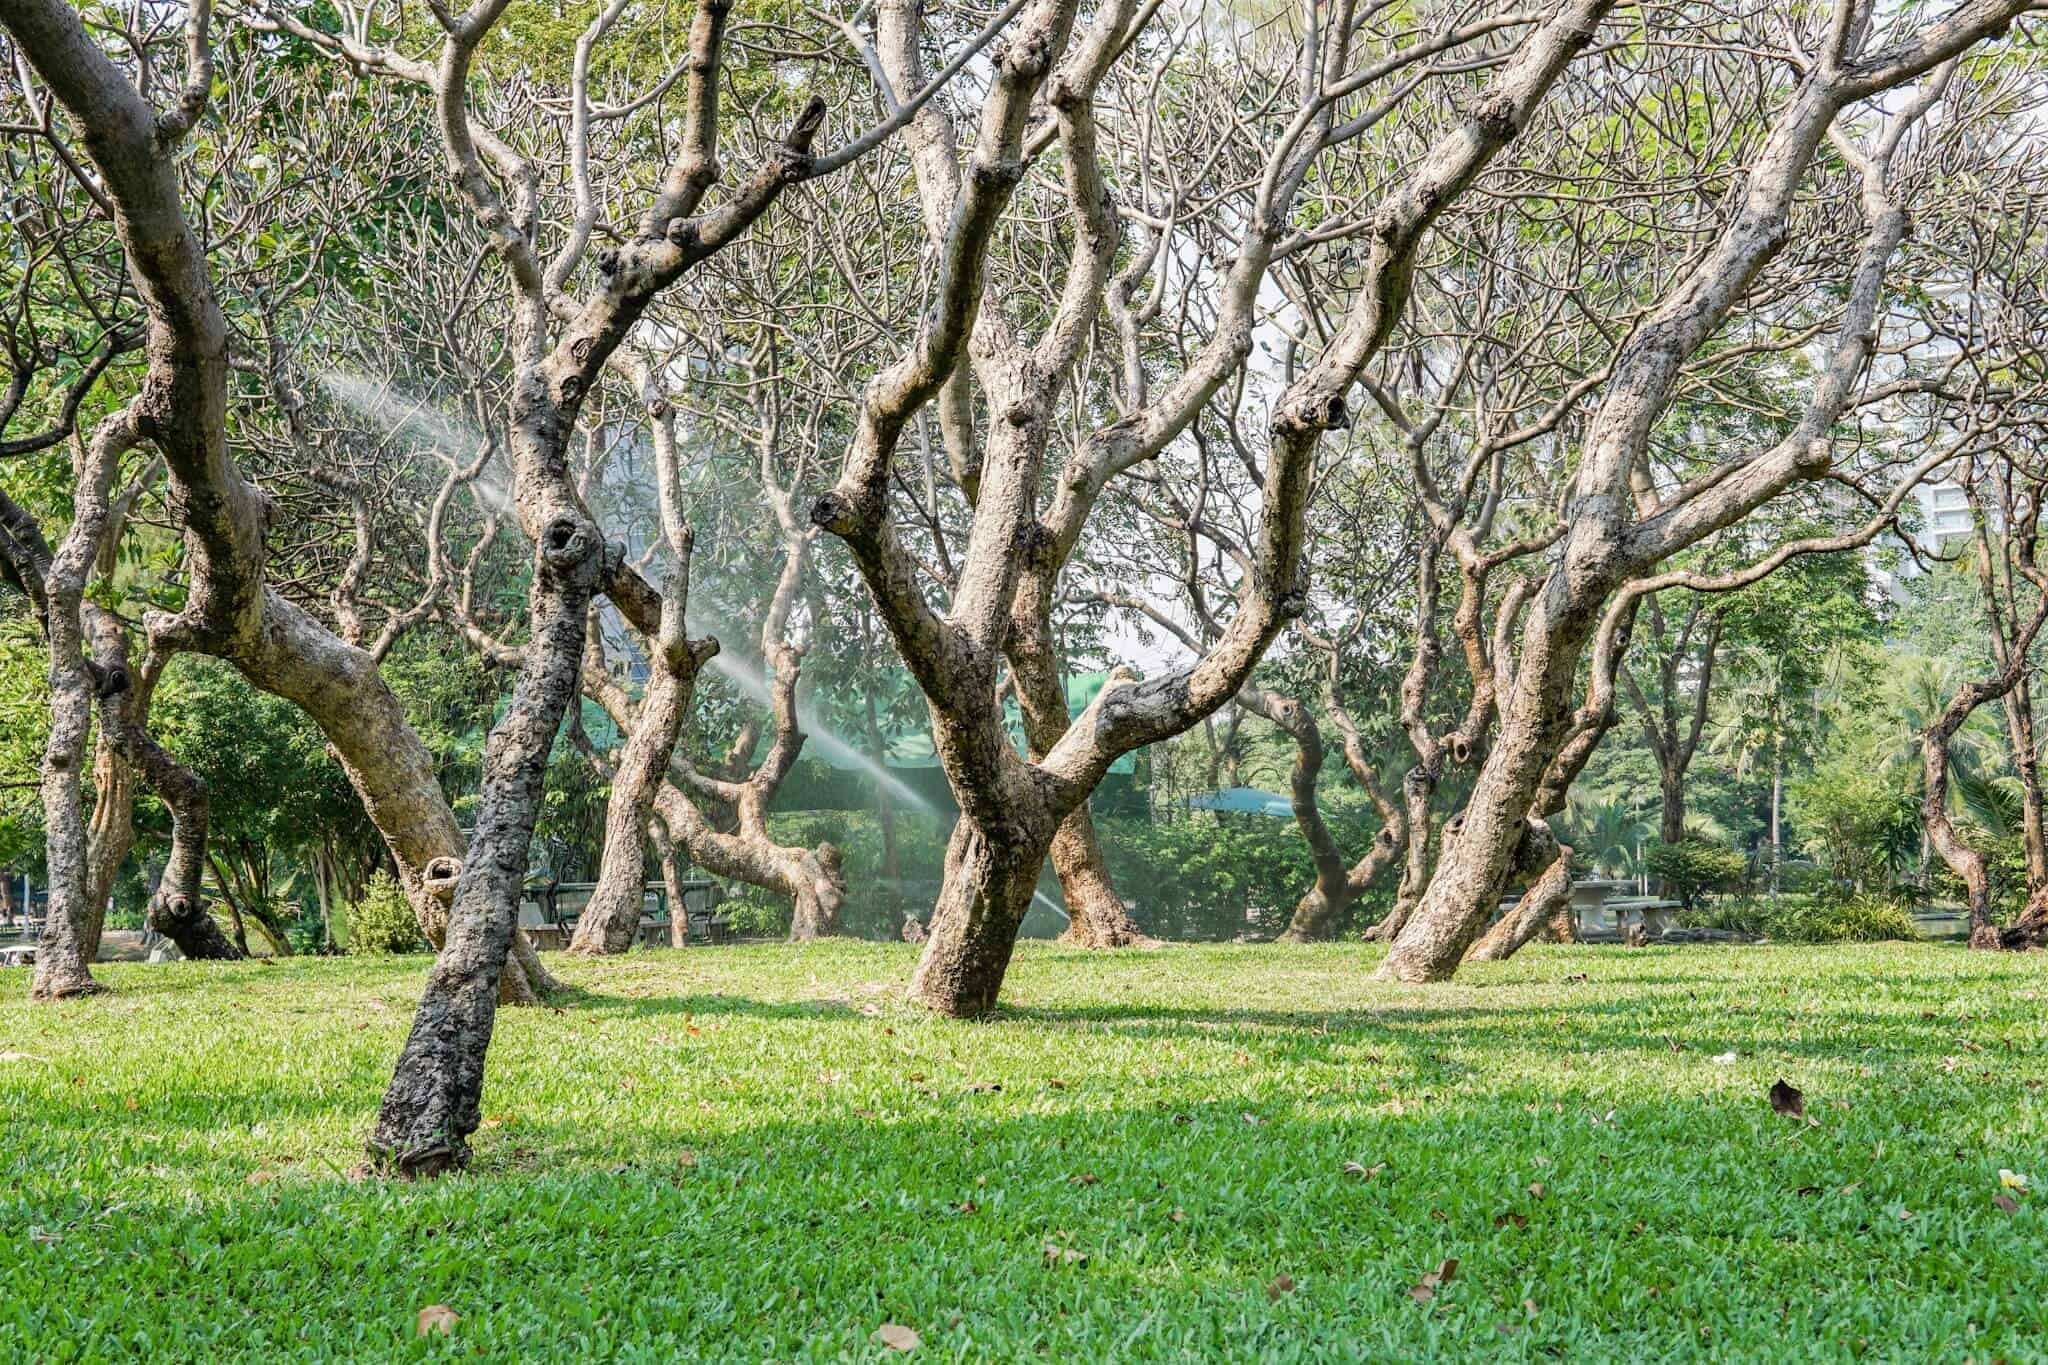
2,942 -> 2043,1361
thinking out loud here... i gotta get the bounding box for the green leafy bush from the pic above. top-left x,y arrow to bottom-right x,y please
344,872 -> 424,955
1643,838 -> 1748,910
1768,893 -> 1919,943
1097,812 -> 1373,939
1679,890 -> 1918,943
720,886 -> 794,939
1685,892 -> 1918,943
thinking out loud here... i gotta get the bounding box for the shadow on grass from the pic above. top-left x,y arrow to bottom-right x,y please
8,1071 -> 2042,1361
542,981 -> 872,1023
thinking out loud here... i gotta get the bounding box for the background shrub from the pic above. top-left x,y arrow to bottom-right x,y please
344,872 -> 424,955
1643,838 -> 1748,910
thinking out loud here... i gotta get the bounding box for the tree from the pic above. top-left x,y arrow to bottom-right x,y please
814,0 -> 1616,1015
1381,2 -> 2048,981
1918,462 -> 2048,948
0,0 -> 564,1004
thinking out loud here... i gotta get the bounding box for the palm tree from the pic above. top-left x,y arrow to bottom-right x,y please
1561,793 -> 1655,881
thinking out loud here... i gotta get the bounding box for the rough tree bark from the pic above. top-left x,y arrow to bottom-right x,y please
369,527 -> 601,1174
1379,10 -> 2018,980
25,409 -> 138,998
1464,684 -> 1622,963
1465,843 -> 1574,961
0,0 -> 568,1002
822,0 -> 1616,1015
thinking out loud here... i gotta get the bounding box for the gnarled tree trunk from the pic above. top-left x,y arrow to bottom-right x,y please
235,595 -> 557,1001
1465,840 -> 1574,962
90,636 -> 241,961
569,641 -> 701,956
370,528 -> 600,1174
906,808 -> 1057,1017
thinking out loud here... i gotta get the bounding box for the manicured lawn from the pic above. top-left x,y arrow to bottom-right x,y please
2,941 -> 2042,1360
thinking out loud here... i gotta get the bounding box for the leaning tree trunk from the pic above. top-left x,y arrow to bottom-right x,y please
1363,767 -> 1437,942
1253,689 -> 1408,943
1378,579 -> 1603,981
1288,827 -> 1405,943
236,594 -> 557,1002
1049,806 -> 1149,946
91,636 -> 241,961
569,643 -> 698,956
1465,840 -> 1574,962
1010,613 -> 1149,948
370,526 -> 598,1175
1925,711 -> 2005,950
647,783 -> 848,943
906,808 -> 1058,1018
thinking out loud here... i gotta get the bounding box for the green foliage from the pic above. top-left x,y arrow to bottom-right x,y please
1767,893 -> 1922,944
1643,838 -> 1748,910
342,872 -> 422,955
1097,813 -> 1358,939
1560,794 -> 1654,879
1786,743 -> 1918,893
1,944 -> 2042,1357
719,891 -> 793,939
0,611 -> 47,869
1683,892 -> 1920,944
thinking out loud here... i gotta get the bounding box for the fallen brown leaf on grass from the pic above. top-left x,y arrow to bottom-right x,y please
1069,1171 -> 1100,1186
1408,1258 -> 1458,1302
874,1323 -> 920,1352
1493,1212 -> 1528,1230
1994,1194 -> 2019,1214
415,1305 -> 459,1337
1266,1274 -> 1295,1300
1043,1243 -> 1088,1267
1342,1161 -> 1384,1179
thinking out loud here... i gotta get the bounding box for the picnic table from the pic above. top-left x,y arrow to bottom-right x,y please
1494,878 -> 1684,942
519,877 -> 731,949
